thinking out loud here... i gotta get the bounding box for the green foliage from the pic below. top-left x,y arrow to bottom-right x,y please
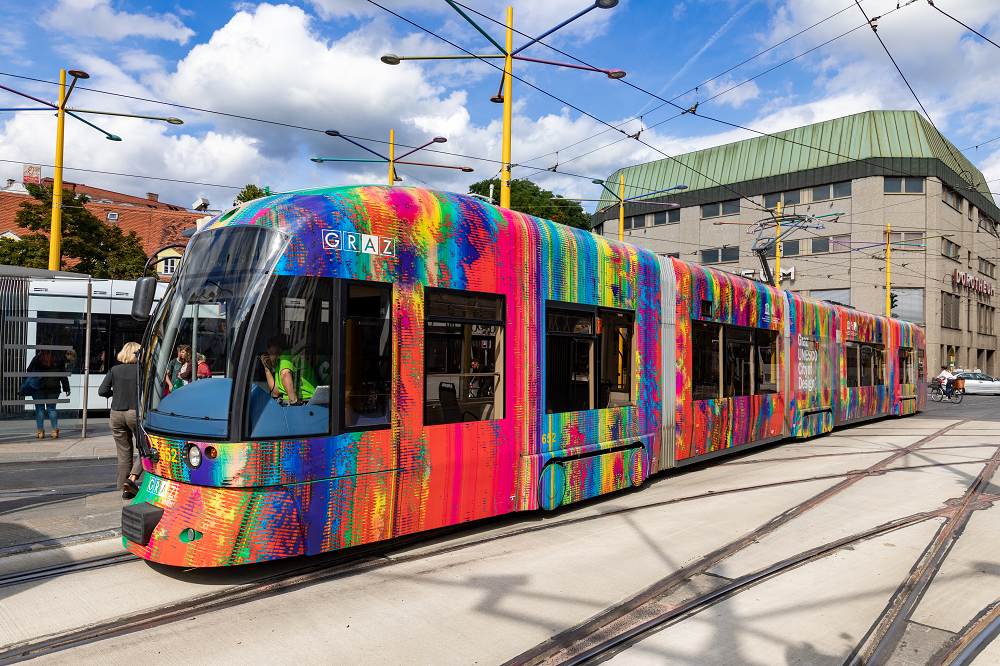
234,184 -> 267,205
4,184 -> 151,280
468,178 -> 591,231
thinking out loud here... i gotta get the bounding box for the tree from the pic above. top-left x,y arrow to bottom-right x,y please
468,178 -> 591,231
3,184 -> 151,279
234,184 -> 267,206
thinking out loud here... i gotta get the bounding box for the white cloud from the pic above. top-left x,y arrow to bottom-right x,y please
43,0 -> 195,44
704,76 -> 760,109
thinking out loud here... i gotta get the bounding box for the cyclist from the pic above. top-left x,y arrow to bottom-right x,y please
936,365 -> 956,399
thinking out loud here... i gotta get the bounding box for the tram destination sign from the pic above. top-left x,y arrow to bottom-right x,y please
953,269 -> 995,296
323,230 -> 396,257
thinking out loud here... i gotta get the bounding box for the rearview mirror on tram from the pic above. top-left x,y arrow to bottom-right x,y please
132,276 -> 158,321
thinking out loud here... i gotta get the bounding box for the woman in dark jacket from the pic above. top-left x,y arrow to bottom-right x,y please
99,341 -> 142,499
27,350 -> 70,438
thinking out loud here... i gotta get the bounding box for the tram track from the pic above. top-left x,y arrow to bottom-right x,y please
504,416 -> 988,666
0,417 -> 986,664
0,553 -> 137,590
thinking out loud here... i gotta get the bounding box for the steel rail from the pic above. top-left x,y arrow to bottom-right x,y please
849,444 -> 1000,665
0,553 -> 136,590
0,417 -> 982,664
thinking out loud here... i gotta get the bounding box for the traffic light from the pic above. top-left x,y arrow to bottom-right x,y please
889,291 -> 899,312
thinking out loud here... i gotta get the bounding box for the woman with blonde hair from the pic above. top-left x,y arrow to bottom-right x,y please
99,341 -> 143,499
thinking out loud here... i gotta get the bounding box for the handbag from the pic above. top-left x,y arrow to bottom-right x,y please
19,376 -> 40,396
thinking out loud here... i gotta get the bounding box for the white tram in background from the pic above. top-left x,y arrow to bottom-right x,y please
23,278 -> 168,411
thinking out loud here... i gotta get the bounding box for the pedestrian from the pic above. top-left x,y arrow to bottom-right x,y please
195,353 -> 212,379
164,344 -> 189,395
99,341 -> 142,499
25,350 -> 70,439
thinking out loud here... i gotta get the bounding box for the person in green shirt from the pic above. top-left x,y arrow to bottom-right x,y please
260,335 -> 317,405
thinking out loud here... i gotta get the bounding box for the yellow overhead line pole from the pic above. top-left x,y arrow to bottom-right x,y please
775,201 -> 782,287
500,6 -> 514,209
619,174 -> 625,243
48,70 -> 67,271
886,218 -> 892,316
389,129 -> 395,186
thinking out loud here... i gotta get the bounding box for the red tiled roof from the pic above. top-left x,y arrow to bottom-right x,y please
0,181 -> 208,260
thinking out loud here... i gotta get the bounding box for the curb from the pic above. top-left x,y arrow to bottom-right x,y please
0,529 -> 122,558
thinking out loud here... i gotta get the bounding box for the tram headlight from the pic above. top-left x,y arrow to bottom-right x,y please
185,445 -> 202,469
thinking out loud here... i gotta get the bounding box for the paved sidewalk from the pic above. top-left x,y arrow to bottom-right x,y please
0,423 -> 117,462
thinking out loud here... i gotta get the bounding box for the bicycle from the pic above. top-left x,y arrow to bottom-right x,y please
929,379 -> 964,404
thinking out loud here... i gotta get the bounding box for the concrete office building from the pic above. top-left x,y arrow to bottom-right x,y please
592,110 -> 1000,375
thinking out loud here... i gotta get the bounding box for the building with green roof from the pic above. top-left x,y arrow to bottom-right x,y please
592,110 -> 1000,374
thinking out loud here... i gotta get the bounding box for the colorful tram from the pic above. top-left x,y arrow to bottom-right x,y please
123,186 -> 925,567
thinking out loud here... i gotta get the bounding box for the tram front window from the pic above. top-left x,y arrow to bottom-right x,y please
141,226 -> 286,439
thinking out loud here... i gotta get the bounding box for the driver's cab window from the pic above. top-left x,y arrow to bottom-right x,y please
245,275 -> 333,439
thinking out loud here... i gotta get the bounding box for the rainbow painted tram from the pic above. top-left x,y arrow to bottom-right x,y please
123,186 -> 925,566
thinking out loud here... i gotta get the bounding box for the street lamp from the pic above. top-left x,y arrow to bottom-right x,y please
0,69 -> 184,270
312,130 -> 473,184
381,0 -> 624,209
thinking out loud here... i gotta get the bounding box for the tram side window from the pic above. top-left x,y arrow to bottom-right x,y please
692,321 -> 721,400
756,329 -> 779,394
724,326 -> 754,398
425,289 -> 504,425
245,275 -> 334,439
859,344 -> 873,387
874,345 -> 885,385
343,283 -> 393,430
845,342 -> 859,388
917,348 -> 925,383
599,308 -> 635,408
898,347 -> 913,385
35,312 -> 109,374
546,307 -> 595,414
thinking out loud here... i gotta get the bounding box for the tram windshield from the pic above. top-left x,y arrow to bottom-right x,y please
140,226 -> 287,438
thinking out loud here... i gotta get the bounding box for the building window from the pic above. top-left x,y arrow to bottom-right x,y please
812,181 -> 851,201
668,208 -> 680,223
887,231 -> 924,250
593,224 -> 603,235
159,257 -> 178,276
894,288 -> 925,324
720,247 -> 739,262
545,307 -> 595,414
106,212 -> 119,223
701,200 -> 739,218
658,252 -> 680,259
653,211 -> 666,226
811,288 -> 851,306
811,237 -> 829,253
425,289 -> 504,425
633,214 -> 646,229
979,258 -> 996,279
978,304 -> 995,336
942,238 -> 961,260
884,177 -> 924,193
831,234 -> 851,252
942,292 -> 961,330
943,187 -> 961,210
783,240 -> 799,256
764,190 -> 800,209
623,217 -> 632,231
701,249 -> 719,264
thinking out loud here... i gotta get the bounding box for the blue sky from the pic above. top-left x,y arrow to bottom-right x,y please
1,0 -> 999,211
